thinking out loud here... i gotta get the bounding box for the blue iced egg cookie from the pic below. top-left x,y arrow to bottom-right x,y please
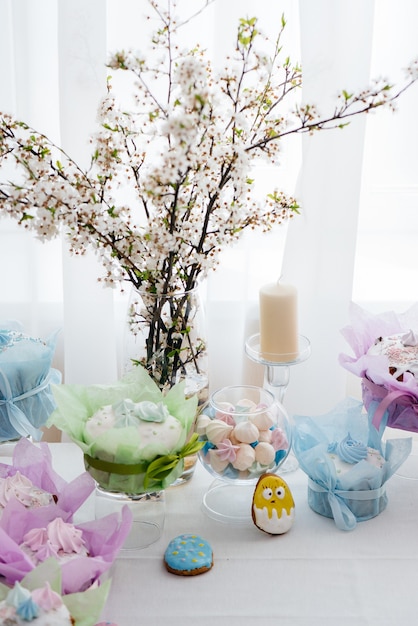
164,533 -> 213,576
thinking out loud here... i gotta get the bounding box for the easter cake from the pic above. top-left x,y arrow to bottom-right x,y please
0,327 -> 60,441
0,581 -> 74,625
367,330 -> 418,381
20,518 -> 89,566
326,433 -> 385,476
0,472 -> 55,515
0,329 -> 48,363
84,399 -> 183,461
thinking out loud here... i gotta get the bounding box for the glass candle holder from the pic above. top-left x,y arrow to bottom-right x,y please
196,385 -> 292,523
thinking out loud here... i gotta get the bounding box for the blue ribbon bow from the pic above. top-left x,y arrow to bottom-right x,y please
0,368 -> 53,440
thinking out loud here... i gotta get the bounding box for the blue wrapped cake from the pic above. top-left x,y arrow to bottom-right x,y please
0,324 -> 61,441
292,398 -> 412,530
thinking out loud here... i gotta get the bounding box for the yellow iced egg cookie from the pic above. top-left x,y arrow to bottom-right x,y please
252,473 -> 295,534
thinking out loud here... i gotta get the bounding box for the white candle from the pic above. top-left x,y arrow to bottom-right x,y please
259,280 -> 298,362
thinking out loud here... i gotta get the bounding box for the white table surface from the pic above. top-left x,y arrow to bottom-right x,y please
3,442 -> 418,626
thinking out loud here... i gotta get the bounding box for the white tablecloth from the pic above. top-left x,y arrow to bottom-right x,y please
4,442 -> 418,625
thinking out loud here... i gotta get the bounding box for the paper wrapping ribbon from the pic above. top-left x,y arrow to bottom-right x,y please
308,478 -> 387,531
0,368 -> 53,439
84,433 -> 204,491
84,454 -> 149,475
362,377 -> 418,432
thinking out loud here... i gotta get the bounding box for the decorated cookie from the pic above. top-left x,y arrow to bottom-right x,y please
251,473 -> 295,535
164,533 -> 213,576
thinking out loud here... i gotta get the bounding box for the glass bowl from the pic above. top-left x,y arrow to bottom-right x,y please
197,385 -> 291,484
196,385 -> 292,523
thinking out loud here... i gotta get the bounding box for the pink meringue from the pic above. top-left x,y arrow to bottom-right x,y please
271,427 -> 289,451
214,402 -> 236,426
32,583 -> 63,611
36,541 -> 59,562
21,528 -> 48,552
215,439 -> 240,463
46,517 -> 85,553
216,412 -> 236,427
23,518 -> 86,556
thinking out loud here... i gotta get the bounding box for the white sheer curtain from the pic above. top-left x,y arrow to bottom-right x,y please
280,0 -> 375,415
0,0 -> 117,386
0,0 -> 416,423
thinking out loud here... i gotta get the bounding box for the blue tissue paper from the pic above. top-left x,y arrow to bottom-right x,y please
0,324 -> 61,441
293,398 -> 412,531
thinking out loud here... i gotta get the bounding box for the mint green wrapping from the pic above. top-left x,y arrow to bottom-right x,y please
48,367 -> 198,493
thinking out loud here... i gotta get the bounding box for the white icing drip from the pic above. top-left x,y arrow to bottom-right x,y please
253,505 -> 295,534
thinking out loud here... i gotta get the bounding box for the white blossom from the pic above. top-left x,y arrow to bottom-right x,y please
0,1 -> 416,299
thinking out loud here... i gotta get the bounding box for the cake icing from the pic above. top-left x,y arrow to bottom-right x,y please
20,518 -> 88,566
0,330 -> 47,361
84,399 -> 183,460
327,433 -> 385,476
367,331 -> 418,379
0,471 -> 54,514
0,581 -> 73,625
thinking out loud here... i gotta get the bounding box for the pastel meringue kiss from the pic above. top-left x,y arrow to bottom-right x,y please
205,419 -> 234,445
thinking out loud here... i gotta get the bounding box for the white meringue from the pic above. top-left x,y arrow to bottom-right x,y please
233,421 -> 259,444
195,413 -> 212,435
214,402 -> 236,423
402,329 -> 418,347
235,398 -> 257,413
249,410 -> 275,430
258,429 -> 273,444
232,444 -> 256,471
254,442 -> 276,466
205,419 -> 234,444
208,449 -> 230,474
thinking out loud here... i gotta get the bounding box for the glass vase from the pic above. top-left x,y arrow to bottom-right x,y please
95,486 -> 165,551
123,286 -> 209,483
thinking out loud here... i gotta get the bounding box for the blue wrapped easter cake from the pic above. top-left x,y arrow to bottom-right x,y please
292,398 -> 412,530
0,324 -> 61,441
